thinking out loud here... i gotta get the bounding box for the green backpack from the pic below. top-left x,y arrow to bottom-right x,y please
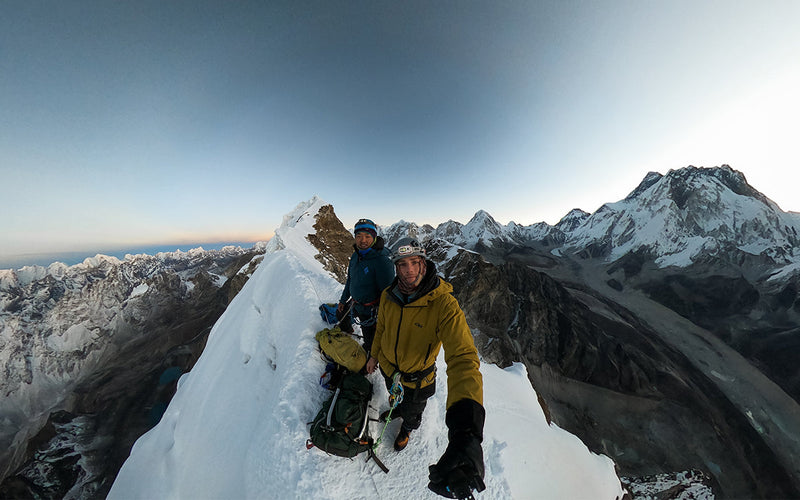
307,372 -> 388,472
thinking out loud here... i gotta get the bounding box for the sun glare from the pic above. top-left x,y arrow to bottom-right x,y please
653,68 -> 800,211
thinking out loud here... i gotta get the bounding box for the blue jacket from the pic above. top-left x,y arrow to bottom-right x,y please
339,236 -> 395,316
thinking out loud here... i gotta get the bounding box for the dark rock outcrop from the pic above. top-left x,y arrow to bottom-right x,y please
306,204 -> 353,284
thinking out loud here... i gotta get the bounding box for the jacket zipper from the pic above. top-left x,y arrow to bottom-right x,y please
393,306 -> 404,373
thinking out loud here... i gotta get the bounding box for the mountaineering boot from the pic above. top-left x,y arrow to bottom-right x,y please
394,427 -> 411,451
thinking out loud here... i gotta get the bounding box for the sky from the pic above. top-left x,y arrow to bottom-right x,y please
2,1 -> 799,263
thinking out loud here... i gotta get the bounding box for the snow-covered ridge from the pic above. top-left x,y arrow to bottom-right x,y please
109,197 -> 625,499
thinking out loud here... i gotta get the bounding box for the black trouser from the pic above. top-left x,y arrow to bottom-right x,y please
360,321 -> 376,355
383,375 -> 436,431
338,307 -> 377,354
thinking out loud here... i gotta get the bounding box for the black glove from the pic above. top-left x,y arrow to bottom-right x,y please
428,399 -> 486,499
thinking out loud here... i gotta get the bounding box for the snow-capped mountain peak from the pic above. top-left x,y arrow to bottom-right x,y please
463,210 -> 505,242
625,170 -> 664,200
555,208 -> 591,233
427,210 -> 511,249
381,219 -> 435,244
467,209 -> 497,225
562,165 -> 800,267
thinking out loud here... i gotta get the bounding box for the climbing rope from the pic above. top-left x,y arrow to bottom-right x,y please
373,372 -> 404,450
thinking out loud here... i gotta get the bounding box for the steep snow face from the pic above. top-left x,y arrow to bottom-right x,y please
109,197 -> 625,500
562,166 -> 800,267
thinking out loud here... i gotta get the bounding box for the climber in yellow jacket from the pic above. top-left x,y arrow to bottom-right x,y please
366,237 -> 485,499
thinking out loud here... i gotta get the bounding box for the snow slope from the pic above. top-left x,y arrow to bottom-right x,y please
108,198 -> 624,500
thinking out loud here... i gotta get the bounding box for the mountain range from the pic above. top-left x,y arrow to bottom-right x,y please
2,165 -> 798,499
388,165 -> 800,270
0,245 -> 265,497
384,165 -> 800,498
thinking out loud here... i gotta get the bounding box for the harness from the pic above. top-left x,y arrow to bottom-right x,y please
389,363 -> 437,400
355,298 -> 379,308
348,243 -> 387,327
352,298 -> 379,327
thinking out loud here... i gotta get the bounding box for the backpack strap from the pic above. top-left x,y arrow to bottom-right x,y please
326,387 -> 341,427
367,448 -> 389,474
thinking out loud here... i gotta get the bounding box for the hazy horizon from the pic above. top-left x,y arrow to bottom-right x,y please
0,240 -> 267,270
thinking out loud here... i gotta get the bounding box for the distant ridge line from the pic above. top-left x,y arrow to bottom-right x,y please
0,241 -> 263,270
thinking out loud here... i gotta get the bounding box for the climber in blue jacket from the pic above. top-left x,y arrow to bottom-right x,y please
338,218 -> 395,354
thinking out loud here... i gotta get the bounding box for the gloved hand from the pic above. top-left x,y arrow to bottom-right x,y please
428,399 -> 486,499
428,434 -> 485,498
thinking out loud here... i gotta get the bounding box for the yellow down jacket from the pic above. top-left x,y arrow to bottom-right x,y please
372,273 -> 483,409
